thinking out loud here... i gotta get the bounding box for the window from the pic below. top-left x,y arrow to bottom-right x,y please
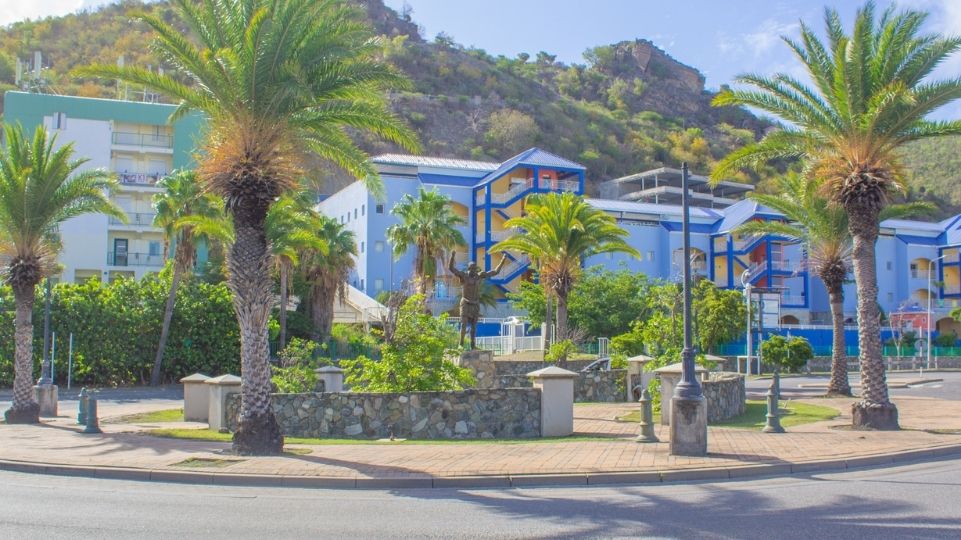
148,241 -> 162,256
361,205 -> 366,216
886,261 -> 893,271
360,241 -> 365,253
53,112 -> 67,130
360,279 -> 365,290
346,212 -> 350,223
374,278 -> 384,291
646,251 -> 655,261
887,292 -> 894,302
354,209 -> 358,219
376,204 -> 385,214
910,263 -> 918,279
374,241 -> 385,253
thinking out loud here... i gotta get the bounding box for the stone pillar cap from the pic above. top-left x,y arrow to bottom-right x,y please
180,373 -> 211,383
314,365 -> 344,374
527,366 -> 578,379
204,374 -> 242,385
627,355 -> 654,363
653,362 -> 708,375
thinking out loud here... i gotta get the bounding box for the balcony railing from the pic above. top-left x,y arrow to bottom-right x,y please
781,294 -> 806,306
499,256 -> 530,277
112,131 -> 173,149
107,252 -> 164,267
474,178 -> 581,206
118,172 -> 165,186
770,259 -> 802,272
109,212 -> 157,227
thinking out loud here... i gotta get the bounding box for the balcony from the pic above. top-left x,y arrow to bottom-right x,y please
112,131 -> 173,149
107,252 -> 164,267
475,178 -> 581,206
781,294 -> 806,306
109,212 -> 157,228
733,233 -> 763,252
117,172 -> 165,187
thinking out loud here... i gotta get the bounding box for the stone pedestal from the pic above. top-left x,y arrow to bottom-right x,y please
670,395 -> 707,456
34,384 -> 59,417
180,373 -> 210,422
654,362 -> 707,425
205,374 -> 242,431
315,365 -> 345,393
457,350 -> 496,389
626,355 -> 653,401
528,366 -> 577,437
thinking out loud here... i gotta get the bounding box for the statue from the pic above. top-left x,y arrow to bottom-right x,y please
449,252 -> 507,348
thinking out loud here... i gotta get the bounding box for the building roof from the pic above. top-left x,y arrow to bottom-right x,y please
712,199 -> 783,233
586,198 -> 722,220
479,147 -> 585,185
371,154 -> 499,172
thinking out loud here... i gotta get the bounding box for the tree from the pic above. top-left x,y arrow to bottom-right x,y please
493,192 -> 639,346
342,295 -> 473,392
761,335 -> 815,373
485,109 -> 538,156
78,0 -> 418,454
710,2 -> 961,429
265,193 -> 326,351
303,215 -> 356,343
737,174 -> 931,396
692,279 -> 747,354
151,170 -> 226,386
0,124 -> 123,423
386,188 -> 465,310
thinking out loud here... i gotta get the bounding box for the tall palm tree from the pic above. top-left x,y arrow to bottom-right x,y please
492,192 -> 639,342
0,124 -> 123,424
710,2 -> 961,429
78,0 -> 417,453
303,215 -> 355,343
386,188 -> 466,311
266,192 -> 326,351
737,174 -> 932,397
151,170 -> 226,386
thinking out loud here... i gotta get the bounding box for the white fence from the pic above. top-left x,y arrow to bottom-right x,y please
475,334 -> 544,355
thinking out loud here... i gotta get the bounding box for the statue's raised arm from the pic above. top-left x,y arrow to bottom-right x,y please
482,254 -> 508,278
448,252 -> 465,278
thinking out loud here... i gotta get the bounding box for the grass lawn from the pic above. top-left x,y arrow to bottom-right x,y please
144,427 -> 617,446
617,400 -> 839,430
111,408 -> 184,424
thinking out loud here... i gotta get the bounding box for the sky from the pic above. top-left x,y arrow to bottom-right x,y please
3,0 -> 961,118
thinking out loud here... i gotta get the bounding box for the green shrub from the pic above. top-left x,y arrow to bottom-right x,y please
545,339 -> 577,363
271,365 -> 317,393
278,338 -> 321,368
760,335 -> 814,373
934,332 -> 958,347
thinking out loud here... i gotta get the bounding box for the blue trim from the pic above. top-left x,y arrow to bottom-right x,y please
709,236 -> 716,283
661,221 -> 714,233
726,236 -> 734,288
484,187 -> 491,270
765,239 -> 772,287
939,246 -> 945,299
896,234 -> 939,246
417,173 -> 481,187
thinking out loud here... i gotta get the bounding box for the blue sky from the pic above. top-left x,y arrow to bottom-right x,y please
7,0 -> 961,118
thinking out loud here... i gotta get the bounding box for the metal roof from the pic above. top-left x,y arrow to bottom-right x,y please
586,198 -> 723,220
371,154 -> 499,172
479,147 -> 585,185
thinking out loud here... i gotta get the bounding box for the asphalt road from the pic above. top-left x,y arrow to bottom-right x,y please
746,370 -> 961,401
0,458 -> 959,539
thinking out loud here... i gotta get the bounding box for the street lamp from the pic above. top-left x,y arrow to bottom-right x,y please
669,162 -> 707,457
927,254 -> 946,370
740,269 -> 752,375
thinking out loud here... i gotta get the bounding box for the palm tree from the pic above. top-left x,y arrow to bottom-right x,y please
710,2 -> 961,429
78,0 -> 417,453
492,192 -> 639,343
266,193 -> 326,351
737,174 -> 932,397
151,170 -> 226,386
303,215 -> 355,343
0,124 -> 123,424
386,188 -> 466,311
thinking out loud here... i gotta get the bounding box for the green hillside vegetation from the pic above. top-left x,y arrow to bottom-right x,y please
0,0 -> 952,216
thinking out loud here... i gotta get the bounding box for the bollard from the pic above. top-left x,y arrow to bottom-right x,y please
82,398 -> 102,434
762,375 -> 785,433
77,387 -> 88,425
634,388 -> 659,443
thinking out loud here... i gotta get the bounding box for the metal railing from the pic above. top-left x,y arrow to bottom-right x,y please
109,212 -> 157,227
117,172 -> 165,186
499,256 -> 530,277
744,260 -> 765,282
734,233 -> 763,252
112,131 -> 173,148
107,251 -> 164,267
781,294 -> 806,306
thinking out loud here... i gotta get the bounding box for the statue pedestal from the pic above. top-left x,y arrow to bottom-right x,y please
457,350 -> 496,389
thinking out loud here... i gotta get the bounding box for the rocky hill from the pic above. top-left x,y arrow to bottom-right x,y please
0,0 -> 952,216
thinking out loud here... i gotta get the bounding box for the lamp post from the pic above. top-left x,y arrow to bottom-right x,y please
741,269 -> 752,375
927,254 -> 946,370
669,162 -> 707,456
37,277 -> 53,385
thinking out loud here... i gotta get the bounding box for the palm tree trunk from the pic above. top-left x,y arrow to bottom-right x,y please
555,289 -> 569,368
150,262 -> 184,386
278,262 -> 289,351
848,207 -> 898,429
544,292 -> 553,352
228,213 -> 284,455
4,282 -> 40,424
310,284 -> 335,344
825,281 -> 851,396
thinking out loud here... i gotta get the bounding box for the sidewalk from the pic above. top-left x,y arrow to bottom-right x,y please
1,396 -> 960,488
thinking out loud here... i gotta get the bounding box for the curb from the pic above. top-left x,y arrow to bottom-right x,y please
2,443 -> 960,489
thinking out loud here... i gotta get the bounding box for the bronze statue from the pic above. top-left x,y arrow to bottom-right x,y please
449,252 -> 507,348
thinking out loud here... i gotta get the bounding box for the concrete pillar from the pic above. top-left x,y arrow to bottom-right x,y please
180,373 -> 210,422
455,350 -> 495,389
314,365 -> 345,393
34,384 -> 59,417
528,366 -> 577,437
625,355 -> 652,402
654,362 -> 707,425
204,374 -> 241,431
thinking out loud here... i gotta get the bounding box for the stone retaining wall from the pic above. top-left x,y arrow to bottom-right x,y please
225,388 -> 541,440
492,360 -> 594,376
496,370 -> 627,403
703,372 -> 746,423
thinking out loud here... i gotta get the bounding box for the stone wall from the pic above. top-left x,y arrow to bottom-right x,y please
492,360 -> 594,376
494,369 -> 626,403
225,388 -> 541,440
702,372 -> 746,423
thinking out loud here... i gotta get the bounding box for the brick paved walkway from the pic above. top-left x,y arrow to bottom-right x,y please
1,395 -> 959,484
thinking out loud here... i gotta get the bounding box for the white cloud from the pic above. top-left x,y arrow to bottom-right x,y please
744,18 -> 800,58
0,0 -> 114,27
